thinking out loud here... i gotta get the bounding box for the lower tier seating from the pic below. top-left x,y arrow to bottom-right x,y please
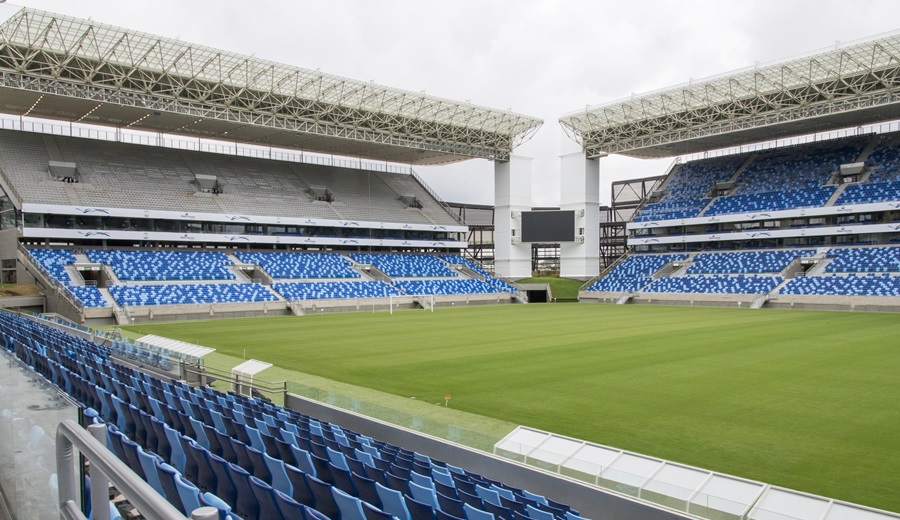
644,275 -> 783,294
273,281 -> 402,300
779,274 -> 900,296
825,246 -> 900,273
27,248 -> 109,308
108,283 -> 278,306
586,276 -> 652,293
393,279 -> 503,296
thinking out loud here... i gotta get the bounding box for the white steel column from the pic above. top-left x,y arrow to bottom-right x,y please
494,155 -> 533,279
559,142 -> 600,279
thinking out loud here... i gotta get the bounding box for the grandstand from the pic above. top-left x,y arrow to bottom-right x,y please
2,3 -> 900,520
579,131 -> 900,310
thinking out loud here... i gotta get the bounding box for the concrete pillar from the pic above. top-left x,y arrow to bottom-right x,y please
559,149 -> 600,280
494,156 -> 532,278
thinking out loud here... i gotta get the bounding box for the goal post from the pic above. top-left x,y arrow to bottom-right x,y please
389,294 -> 434,314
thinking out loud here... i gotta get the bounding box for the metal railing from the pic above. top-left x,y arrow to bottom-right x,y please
409,167 -> 466,226
56,420 -> 216,520
0,163 -> 22,207
17,244 -> 85,312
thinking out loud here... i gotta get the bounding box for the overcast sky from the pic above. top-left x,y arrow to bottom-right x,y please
8,0 -> 900,206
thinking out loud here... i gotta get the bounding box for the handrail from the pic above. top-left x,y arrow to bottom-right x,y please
579,247 -> 633,292
56,420 -> 216,520
409,167 -> 466,226
17,244 -> 85,311
0,163 -> 22,207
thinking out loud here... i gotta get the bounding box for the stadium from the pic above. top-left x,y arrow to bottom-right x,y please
0,3 -> 899,520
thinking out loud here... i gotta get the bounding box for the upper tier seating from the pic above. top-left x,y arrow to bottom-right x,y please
350,254 -> 458,278
824,246 -> 900,273
687,250 -> 813,274
836,137 -> 900,204
585,253 -> 687,292
0,128 -> 459,226
836,181 -> 900,205
779,274 -> 900,296
87,250 -> 234,281
634,156 -> 745,222
704,186 -> 837,216
272,281 -> 401,300
636,135 -> 875,221
236,252 -> 360,279
27,248 -> 108,307
704,138 -> 865,216
0,312 -> 581,520
108,283 -> 277,306
644,275 -> 783,294
393,279 -> 503,296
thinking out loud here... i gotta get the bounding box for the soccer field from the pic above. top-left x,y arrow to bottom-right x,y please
124,304 -> 900,512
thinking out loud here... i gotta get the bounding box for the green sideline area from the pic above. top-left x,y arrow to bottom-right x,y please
515,277 -> 584,300
122,305 -> 900,512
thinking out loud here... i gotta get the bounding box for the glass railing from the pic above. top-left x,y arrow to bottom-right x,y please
0,348 -> 80,520
286,381 -> 501,452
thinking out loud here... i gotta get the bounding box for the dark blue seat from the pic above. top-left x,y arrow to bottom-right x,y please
274,488 -> 306,518
245,445 -> 272,484
148,415 -> 172,461
386,471 -> 409,495
249,475 -> 282,520
437,491 -> 465,518
179,436 -> 201,483
306,474 -> 340,519
499,496 -> 525,515
435,508 -> 465,520
350,471 -> 380,510
362,501 -> 395,520
274,437 -> 297,467
457,489 -> 483,509
434,480 -> 457,500
119,436 -> 146,480
404,494 -> 436,520
309,453 -> 334,484
190,443 -> 217,494
284,464 -> 316,507
484,501 -> 513,520
207,452 -> 237,506
156,461 -> 185,514
330,463 -> 357,496
213,429 -> 237,464
228,462 -> 260,520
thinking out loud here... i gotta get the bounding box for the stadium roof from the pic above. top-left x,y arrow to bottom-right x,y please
0,6 -> 542,164
559,31 -> 900,158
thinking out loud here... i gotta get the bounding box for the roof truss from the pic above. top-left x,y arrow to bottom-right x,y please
0,8 -> 542,163
560,33 -> 900,158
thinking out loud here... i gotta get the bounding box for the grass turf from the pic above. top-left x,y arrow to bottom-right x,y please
515,277 -> 584,300
122,304 -> 900,512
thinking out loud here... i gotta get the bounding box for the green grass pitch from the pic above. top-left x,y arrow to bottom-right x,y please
124,304 -> 900,512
